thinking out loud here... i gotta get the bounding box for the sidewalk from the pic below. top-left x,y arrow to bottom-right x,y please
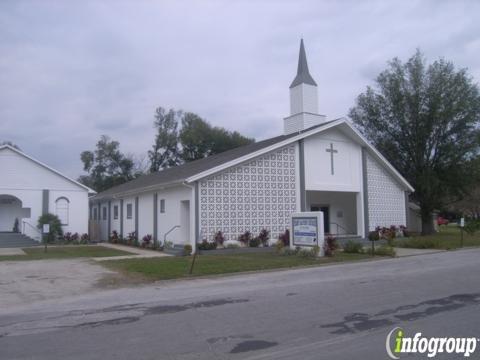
93,243 -> 171,261
394,247 -> 446,257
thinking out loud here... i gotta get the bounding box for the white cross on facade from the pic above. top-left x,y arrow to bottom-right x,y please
325,143 -> 338,175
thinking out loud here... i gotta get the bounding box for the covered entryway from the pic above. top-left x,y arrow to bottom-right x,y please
0,195 -> 30,232
307,190 -> 364,237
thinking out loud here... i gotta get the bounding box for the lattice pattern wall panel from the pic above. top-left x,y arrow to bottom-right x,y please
366,154 -> 406,230
199,145 -> 297,242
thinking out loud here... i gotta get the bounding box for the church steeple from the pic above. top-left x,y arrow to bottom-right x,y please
290,39 -> 317,88
283,39 -> 326,135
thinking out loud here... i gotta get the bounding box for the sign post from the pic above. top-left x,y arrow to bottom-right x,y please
291,211 -> 325,256
460,217 -> 465,248
42,223 -> 50,253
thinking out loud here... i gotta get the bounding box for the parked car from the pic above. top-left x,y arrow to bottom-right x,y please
437,216 -> 449,226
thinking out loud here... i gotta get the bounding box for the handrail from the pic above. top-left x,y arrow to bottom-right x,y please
22,220 -> 42,237
329,222 -> 349,235
163,225 -> 180,247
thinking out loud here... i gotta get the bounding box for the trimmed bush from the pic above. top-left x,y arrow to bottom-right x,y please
249,237 -> 261,248
184,244 -> 192,256
198,240 -> 217,250
238,231 -> 252,247
343,240 -> 364,254
214,231 -> 225,247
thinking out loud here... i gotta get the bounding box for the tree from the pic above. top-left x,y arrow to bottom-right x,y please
179,112 -> 254,162
78,135 -> 142,192
37,213 -> 63,243
350,50 -> 480,234
148,107 -> 181,172
0,141 -> 21,150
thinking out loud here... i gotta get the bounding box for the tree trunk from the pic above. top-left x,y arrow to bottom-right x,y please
420,207 -> 435,235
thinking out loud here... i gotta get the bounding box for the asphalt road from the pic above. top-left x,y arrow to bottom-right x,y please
1,249 -> 480,359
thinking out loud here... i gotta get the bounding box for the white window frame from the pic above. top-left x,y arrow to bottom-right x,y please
55,197 -> 69,225
126,203 -> 133,219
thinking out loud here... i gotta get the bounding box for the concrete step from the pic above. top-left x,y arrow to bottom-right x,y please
0,232 -> 39,248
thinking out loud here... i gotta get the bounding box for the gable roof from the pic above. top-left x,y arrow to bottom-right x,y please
0,145 -> 96,194
91,119 -> 414,201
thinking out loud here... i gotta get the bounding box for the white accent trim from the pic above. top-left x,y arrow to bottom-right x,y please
0,145 -> 96,194
186,119 -> 414,192
186,119 -> 345,182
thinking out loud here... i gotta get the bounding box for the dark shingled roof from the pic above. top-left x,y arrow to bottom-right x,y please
91,120 -> 337,200
289,39 -> 317,88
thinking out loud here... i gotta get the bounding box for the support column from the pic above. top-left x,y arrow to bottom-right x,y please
404,192 -> 410,228
120,199 -> 124,238
107,201 -> 111,240
134,197 -> 139,237
298,139 -> 307,211
194,181 -> 199,253
153,193 -> 158,244
362,147 -> 369,237
42,190 -> 49,215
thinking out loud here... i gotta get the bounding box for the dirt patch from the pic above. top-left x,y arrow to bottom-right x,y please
0,259 -> 118,308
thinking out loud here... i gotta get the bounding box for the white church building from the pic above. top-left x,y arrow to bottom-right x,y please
0,144 -> 94,243
89,40 -> 414,251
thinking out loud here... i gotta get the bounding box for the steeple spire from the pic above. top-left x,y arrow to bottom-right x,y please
289,39 -> 317,88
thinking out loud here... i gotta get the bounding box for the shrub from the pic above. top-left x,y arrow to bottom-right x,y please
400,225 -> 409,237
258,229 -> 270,247
275,240 -> 285,253
142,234 -> 152,248
80,233 -> 90,244
37,213 -> 63,243
278,229 -> 290,247
184,244 -> 192,256
282,247 -> 299,256
13,218 -> 19,233
127,231 -> 138,246
464,219 -> 480,235
367,245 -> 396,257
164,240 -> 173,249
110,230 -> 119,244
198,240 -> 217,250
249,237 -> 260,248
324,234 -> 338,257
63,232 -> 79,244
368,230 -> 380,242
226,243 -> 239,249
238,231 -> 252,247
214,231 -> 225,247
343,240 -> 364,254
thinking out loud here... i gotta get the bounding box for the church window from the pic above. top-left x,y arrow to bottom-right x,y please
126,203 -> 133,219
55,197 -> 69,225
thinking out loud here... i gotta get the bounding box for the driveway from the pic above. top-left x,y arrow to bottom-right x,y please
0,259 -> 116,307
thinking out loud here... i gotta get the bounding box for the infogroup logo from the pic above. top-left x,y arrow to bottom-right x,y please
386,327 -> 478,358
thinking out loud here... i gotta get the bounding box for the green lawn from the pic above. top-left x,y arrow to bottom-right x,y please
101,252 -> 372,281
395,225 -> 480,250
0,245 -> 134,261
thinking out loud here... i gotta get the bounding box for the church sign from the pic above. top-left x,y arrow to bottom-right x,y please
291,212 -> 325,255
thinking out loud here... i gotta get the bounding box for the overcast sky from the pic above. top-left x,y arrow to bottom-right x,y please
1,0 -> 479,178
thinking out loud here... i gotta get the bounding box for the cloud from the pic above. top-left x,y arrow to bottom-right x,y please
0,0 -> 478,178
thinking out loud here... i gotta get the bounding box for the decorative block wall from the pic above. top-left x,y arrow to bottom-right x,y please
366,154 -> 406,230
199,145 -> 297,242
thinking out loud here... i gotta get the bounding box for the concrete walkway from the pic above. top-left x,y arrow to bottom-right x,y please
92,243 -> 171,261
394,247 -> 445,257
0,247 -> 26,255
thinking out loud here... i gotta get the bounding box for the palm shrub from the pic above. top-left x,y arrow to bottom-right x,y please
238,231 -> 252,247
258,229 -> 270,247
214,231 -> 225,247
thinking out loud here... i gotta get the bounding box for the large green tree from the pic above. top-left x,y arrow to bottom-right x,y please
179,112 -> 254,162
350,50 -> 480,234
79,135 -> 142,192
148,107 -> 181,172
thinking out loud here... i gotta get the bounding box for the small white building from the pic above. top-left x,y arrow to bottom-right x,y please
90,39 -> 414,251
0,144 -> 94,242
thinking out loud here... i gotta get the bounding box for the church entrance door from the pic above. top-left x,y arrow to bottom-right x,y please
310,205 -> 330,233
